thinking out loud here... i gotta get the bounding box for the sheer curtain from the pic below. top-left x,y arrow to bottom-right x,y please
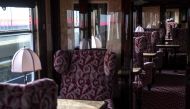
106,12 -> 121,51
142,6 -> 160,28
91,10 -> 102,48
67,10 -> 122,51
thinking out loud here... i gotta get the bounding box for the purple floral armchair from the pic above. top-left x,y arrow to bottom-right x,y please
0,78 -> 58,109
133,36 -> 154,90
134,31 -> 164,73
54,49 -> 117,109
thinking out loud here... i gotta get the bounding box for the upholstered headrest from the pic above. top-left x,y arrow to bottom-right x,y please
104,50 -> 117,76
134,36 -> 147,53
54,50 -> 117,76
54,50 -> 71,74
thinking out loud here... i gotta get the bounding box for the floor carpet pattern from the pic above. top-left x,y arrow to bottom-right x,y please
142,70 -> 185,109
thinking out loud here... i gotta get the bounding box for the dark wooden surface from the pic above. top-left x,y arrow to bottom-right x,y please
51,0 -> 61,53
36,0 -> 48,78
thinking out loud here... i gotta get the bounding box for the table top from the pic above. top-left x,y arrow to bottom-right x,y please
165,38 -> 173,41
133,68 -> 141,74
57,99 -> 105,109
156,44 -> 180,48
143,53 -> 157,57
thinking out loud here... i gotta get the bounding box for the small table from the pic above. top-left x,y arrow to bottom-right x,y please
143,53 -> 157,62
165,38 -> 173,41
133,67 -> 142,75
156,44 -> 180,48
57,99 -> 105,109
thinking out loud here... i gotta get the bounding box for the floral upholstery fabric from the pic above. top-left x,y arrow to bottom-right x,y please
166,21 -> 177,39
133,36 -> 147,67
134,36 -> 147,54
134,31 -> 159,53
0,78 -> 57,109
104,50 -> 117,76
54,50 -> 71,74
133,36 -> 154,90
134,31 -> 163,72
54,50 -> 117,103
134,32 -> 152,52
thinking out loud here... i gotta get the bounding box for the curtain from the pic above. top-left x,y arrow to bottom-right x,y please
91,10 -> 103,48
142,6 -> 160,28
106,12 -> 122,65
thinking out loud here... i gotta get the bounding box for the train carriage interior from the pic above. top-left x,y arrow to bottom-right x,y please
0,0 -> 190,109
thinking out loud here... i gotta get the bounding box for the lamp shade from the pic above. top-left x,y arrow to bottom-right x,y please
11,48 -> 42,73
135,26 -> 144,32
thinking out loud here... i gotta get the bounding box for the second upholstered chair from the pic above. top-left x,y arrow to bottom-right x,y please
54,49 -> 117,109
133,36 -> 155,90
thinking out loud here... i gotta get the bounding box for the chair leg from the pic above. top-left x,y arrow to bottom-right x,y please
147,84 -> 152,91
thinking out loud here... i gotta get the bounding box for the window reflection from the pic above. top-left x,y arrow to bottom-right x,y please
0,7 -> 31,32
142,6 -> 160,28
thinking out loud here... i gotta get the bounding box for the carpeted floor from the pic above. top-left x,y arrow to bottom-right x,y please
142,70 -> 185,109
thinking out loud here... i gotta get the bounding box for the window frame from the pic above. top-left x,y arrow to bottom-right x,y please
0,7 -> 35,83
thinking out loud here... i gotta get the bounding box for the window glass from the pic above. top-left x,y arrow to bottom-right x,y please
0,7 -> 33,83
165,9 -> 179,23
0,7 -> 31,32
74,10 -> 79,27
142,6 -> 160,28
74,11 -> 80,48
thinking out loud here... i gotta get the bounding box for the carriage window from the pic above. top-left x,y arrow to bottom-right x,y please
0,7 -> 33,83
142,6 -> 160,28
73,4 -> 107,49
165,8 -> 179,23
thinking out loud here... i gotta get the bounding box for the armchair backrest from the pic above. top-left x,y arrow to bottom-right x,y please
133,36 -> 147,67
134,32 -> 152,52
54,49 -> 117,100
0,78 -> 57,109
